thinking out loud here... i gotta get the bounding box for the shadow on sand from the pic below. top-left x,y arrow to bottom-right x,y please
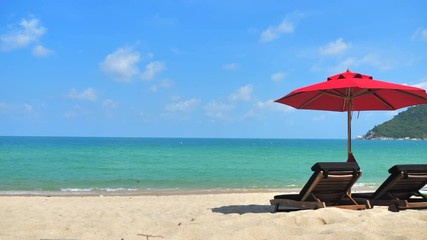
211,204 -> 274,214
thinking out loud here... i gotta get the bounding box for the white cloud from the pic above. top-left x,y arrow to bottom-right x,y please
64,110 -> 78,119
360,54 -> 393,70
141,61 -> 165,81
103,99 -> 118,109
63,105 -> 82,119
165,98 -> 201,112
1,103 -> 21,112
23,104 -> 33,113
330,57 -> 357,72
256,100 -> 295,112
149,79 -> 173,92
170,47 -> 188,55
312,114 -> 326,121
0,102 -> 35,117
1,17 -> 46,51
242,109 -> 258,119
421,29 -> 427,41
271,72 -> 286,82
229,84 -> 253,101
386,109 -> 402,117
260,12 -> 304,43
100,47 -> 166,82
66,88 -> 98,101
204,101 -> 234,119
223,63 -> 239,70
32,44 -> 54,57
100,47 -> 141,82
319,38 -> 351,55
330,53 -> 393,72
170,95 -> 181,101
260,19 -> 294,42
414,81 -> 427,90
412,28 -> 427,41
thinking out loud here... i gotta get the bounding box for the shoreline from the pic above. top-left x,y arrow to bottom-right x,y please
0,188 -> 296,197
0,185 -> 381,197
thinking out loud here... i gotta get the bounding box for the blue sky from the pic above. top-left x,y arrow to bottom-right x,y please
1,1 -> 426,138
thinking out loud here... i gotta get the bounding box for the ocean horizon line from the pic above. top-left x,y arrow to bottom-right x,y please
0,135 -> 352,140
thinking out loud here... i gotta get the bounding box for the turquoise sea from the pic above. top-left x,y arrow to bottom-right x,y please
0,136 -> 426,195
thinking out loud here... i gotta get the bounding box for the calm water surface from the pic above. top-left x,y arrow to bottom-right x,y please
0,137 -> 425,194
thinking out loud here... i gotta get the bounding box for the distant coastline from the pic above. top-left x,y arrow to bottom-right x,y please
356,135 -> 425,141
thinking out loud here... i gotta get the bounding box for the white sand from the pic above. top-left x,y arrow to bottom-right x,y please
0,192 -> 426,240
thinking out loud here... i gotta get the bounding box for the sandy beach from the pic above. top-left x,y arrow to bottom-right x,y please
1,192 -> 426,240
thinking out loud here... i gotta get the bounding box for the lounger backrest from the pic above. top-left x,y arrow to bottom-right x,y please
299,162 -> 361,203
373,164 -> 427,200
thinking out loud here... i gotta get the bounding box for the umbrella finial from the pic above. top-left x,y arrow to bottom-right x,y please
347,68 -> 352,73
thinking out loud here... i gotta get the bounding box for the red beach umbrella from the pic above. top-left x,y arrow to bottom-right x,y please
275,69 -> 427,163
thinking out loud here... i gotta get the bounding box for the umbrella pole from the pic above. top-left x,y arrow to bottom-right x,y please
347,104 -> 357,163
347,108 -> 352,155
346,90 -> 357,163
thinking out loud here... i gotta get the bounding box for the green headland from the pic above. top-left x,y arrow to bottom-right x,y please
360,105 -> 427,140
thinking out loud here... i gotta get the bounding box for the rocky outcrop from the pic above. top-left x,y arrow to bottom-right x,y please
357,130 -> 425,140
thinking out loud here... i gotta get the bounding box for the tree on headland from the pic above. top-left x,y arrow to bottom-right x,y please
362,105 -> 427,140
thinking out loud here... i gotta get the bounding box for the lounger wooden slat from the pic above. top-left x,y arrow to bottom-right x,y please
353,164 -> 427,212
270,162 -> 370,212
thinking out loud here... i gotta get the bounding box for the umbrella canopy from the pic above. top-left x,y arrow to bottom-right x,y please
275,69 -> 427,162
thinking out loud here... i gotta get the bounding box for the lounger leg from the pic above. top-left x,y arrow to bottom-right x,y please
388,204 -> 399,212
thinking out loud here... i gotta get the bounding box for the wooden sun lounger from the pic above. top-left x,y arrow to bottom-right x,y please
270,162 -> 370,212
353,164 -> 427,212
